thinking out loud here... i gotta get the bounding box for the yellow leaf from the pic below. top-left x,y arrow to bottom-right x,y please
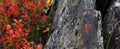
43,27 -> 50,33
43,24 -> 51,33
37,27 -> 39,30
47,0 -> 54,7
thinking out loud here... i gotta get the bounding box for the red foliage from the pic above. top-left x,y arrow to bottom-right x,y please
0,0 -> 49,49
1,2 -> 6,8
40,15 -> 48,24
18,0 -> 24,4
22,12 -> 30,21
37,43 -> 43,49
6,24 -> 11,30
13,9 -> 19,16
0,8 -> 5,14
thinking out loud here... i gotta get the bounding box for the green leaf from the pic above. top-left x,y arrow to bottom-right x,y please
0,0 -> 3,2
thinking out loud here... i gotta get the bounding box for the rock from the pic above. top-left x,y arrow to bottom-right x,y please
44,0 -> 104,49
104,0 -> 120,49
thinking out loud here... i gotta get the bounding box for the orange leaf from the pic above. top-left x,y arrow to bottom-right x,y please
37,43 -> 43,49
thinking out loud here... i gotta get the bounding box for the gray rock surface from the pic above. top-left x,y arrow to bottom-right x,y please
104,0 -> 120,49
44,0 -> 104,49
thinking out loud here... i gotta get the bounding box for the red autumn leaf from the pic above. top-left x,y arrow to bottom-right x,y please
25,29 -> 30,36
12,34 -> 16,38
7,4 -> 19,16
28,1 -> 35,7
0,8 -> 5,14
19,19 -> 22,23
25,2 -> 29,8
6,36 -> 12,42
39,0 -> 46,8
23,45 -> 28,49
37,43 -> 43,49
6,24 -> 11,30
22,13 -> 30,21
25,29 -> 30,33
13,19 -> 18,23
1,36 -> 5,45
18,0 -> 24,4
13,10 -> 19,16
16,44 -> 20,49
11,3 -> 18,8
8,8 -> 19,16
8,29 -> 14,35
1,2 -> 6,8
7,8 -> 12,14
18,28 -> 23,33
4,47 -> 8,49
13,31 -> 19,37
40,15 -> 48,19
22,15 -> 30,21
40,15 -> 48,23
4,0 -> 10,3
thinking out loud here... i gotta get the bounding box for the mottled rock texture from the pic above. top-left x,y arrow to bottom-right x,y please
104,0 -> 120,49
44,0 -> 104,49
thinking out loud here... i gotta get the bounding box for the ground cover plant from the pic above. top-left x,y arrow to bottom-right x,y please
0,0 -> 53,49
